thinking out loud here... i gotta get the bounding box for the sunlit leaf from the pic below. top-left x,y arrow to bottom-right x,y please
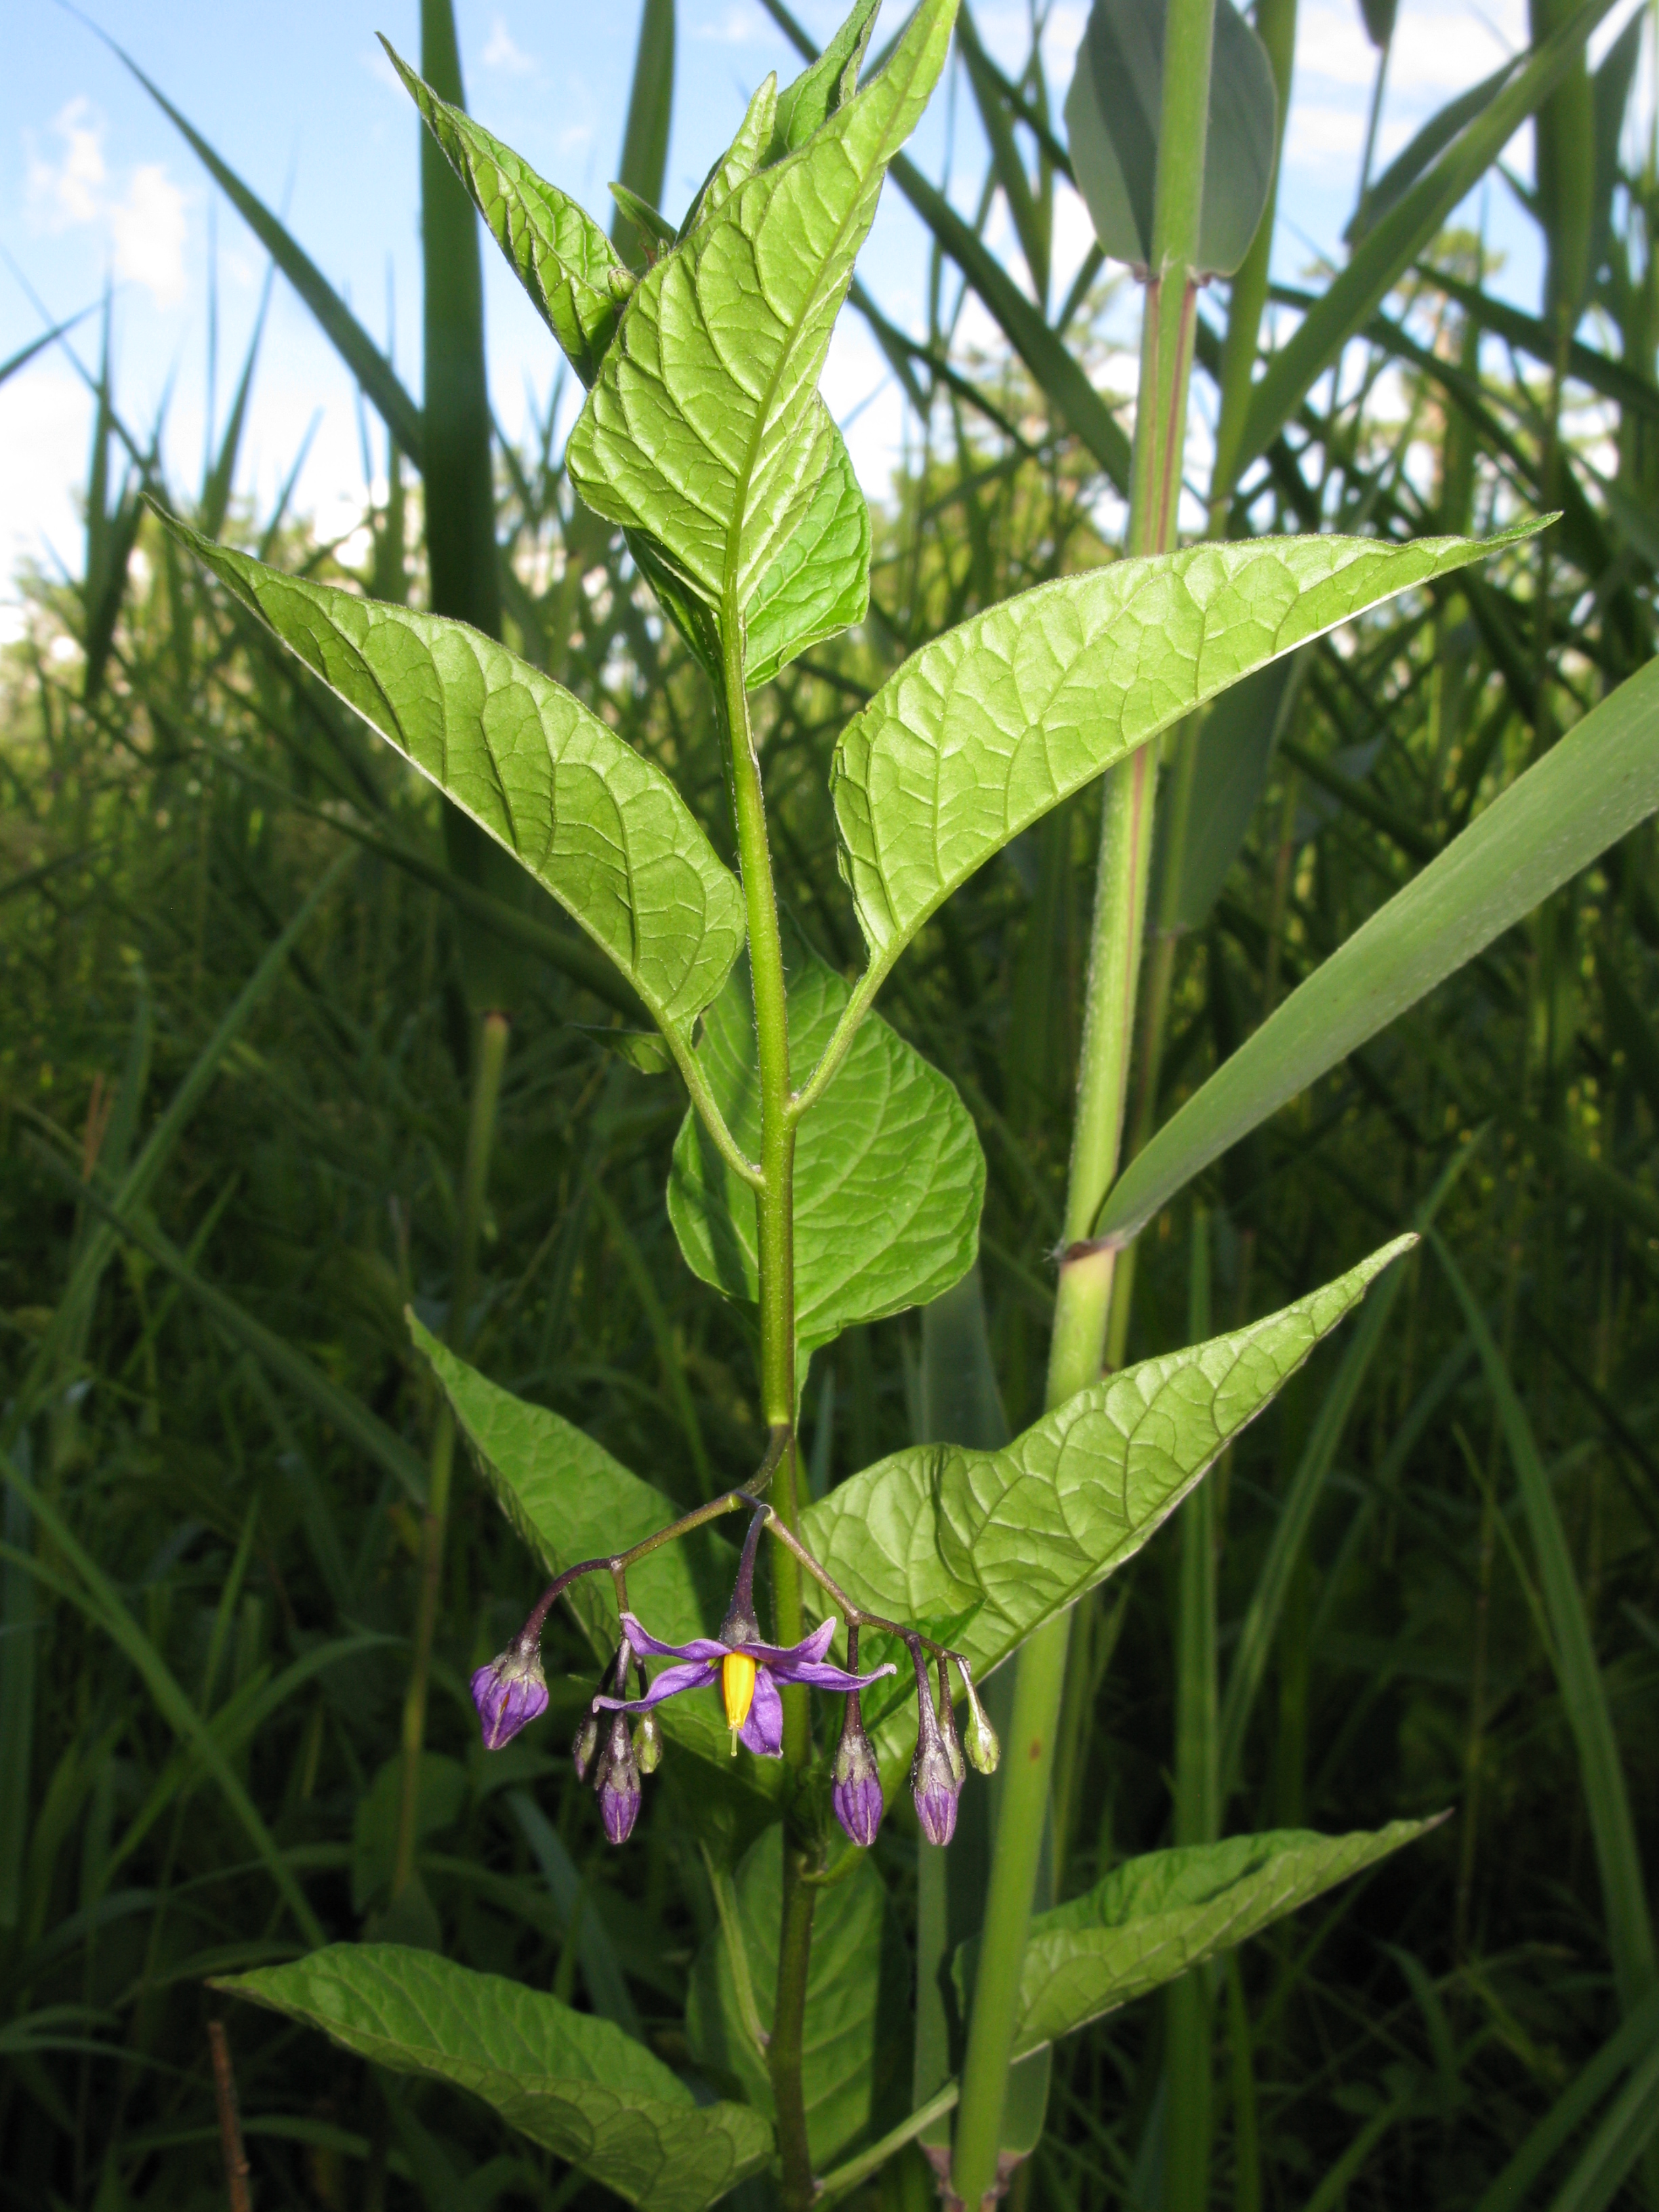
384,43 -> 629,386
802,1240 -> 1411,1762
770,0 -> 881,158
162,517 -> 745,1039
220,1946 -> 773,2212
566,0 -> 954,677
831,524 -> 1540,989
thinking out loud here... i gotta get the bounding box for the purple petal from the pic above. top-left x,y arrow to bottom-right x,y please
738,1666 -> 785,1757
740,1617 -> 839,1669
620,1612 -> 728,1664
778,1658 -> 899,1693
593,1658 -> 717,1713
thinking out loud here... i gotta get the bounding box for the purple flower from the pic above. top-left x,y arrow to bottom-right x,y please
832,1696 -> 884,1847
598,1612 -> 894,1759
470,1636 -> 548,1750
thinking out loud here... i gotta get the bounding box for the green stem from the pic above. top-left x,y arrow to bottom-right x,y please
949,2 -> 1215,2199
719,619 -> 816,2209
392,1007 -> 510,1905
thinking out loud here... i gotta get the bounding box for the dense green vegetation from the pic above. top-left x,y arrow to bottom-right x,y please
3,0 -> 1659,2205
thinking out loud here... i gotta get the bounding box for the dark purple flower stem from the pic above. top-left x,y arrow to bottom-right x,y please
508,1423 -> 792,1650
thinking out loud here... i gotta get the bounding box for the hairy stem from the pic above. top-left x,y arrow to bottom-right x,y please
949,0 -> 1216,2198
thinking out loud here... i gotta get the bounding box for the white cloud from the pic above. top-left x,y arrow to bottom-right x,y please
483,16 -> 536,74
109,165 -> 188,308
693,4 -> 764,42
26,97 -> 107,231
22,98 -> 188,308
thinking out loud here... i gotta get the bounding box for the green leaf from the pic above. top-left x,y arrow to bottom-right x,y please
668,945 -> 985,1366
743,419 -> 872,690
685,74 -> 779,234
219,1945 -> 772,2212
832,524 -> 1541,987
161,517 -> 745,1040
688,1827 -> 897,2169
1099,653 -> 1659,1247
566,0 -> 953,672
1237,0 -> 1621,473
801,1240 -> 1410,1762
1005,1821 -> 1435,2054
384,42 -> 629,387
409,1319 -> 752,1779
1064,0 -> 1277,278
771,0 -> 880,158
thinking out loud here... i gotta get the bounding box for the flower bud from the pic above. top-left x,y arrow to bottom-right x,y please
962,1677 -> 1000,1776
832,1698 -> 884,1848
571,1709 -> 600,1782
470,1637 -> 548,1750
911,1725 -> 961,1845
592,1713 -> 641,1845
633,1707 -> 663,1774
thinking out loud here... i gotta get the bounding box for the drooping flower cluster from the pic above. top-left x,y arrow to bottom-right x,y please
468,1491 -> 999,1848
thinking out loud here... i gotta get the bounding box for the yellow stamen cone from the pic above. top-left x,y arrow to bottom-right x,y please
721,1651 -> 758,1740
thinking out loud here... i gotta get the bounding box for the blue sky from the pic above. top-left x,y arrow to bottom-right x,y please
0,0 -> 1626,632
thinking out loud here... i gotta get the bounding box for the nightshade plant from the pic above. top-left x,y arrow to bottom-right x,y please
153,1 -> 1659,2206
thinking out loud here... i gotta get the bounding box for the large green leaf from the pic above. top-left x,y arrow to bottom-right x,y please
830,525 -> 1540,984
688,1827 -> 897,2169
411,1320 -> 752,1779
801,1240 -> 1410,1763
219,1946 -> 772,2212
1064,0 -> 1277,279
384,44 -> 629,386
1004,1822 -> 1434,2054
565,0 -> 953,674
668,947 -> 985,1365
163,518 -> 745,1039
1099,653 -> 1659,1246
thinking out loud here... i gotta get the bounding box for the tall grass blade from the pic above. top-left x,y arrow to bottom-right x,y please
1237,0 -> 1621,472
613,0 -> 676,264
96,24 -> 424,466
0,1456 -> 327,1948
1100,654 -> 1659,1246
1432,1231 -> 1655,2018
